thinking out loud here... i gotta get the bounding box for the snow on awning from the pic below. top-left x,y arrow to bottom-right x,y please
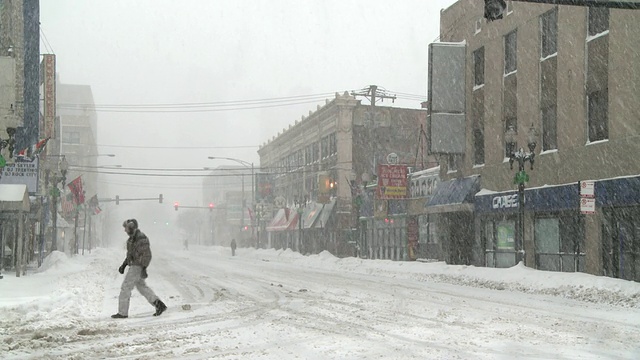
0,184 -> 30,212
266,208 -> 298,232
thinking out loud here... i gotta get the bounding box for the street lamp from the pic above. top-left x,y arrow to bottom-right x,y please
207,156 -> 255,241
506,124 -> 538,265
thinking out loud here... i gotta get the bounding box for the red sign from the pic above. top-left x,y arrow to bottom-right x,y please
376,165 -> 408,199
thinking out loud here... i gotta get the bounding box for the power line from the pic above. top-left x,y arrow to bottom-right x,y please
57,98 -> 333,113
39,26 -> 55,54
58,92 -> 340,109
94,144 -> 259,149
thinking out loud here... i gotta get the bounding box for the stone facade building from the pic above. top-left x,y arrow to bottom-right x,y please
258,92 -> 427,257
431,0 -> 640,281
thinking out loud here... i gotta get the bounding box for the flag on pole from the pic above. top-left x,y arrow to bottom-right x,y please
88,194 -> 101,215
33,138 -> 50,157
67,176 -> 85,205
61,192 -> 76,216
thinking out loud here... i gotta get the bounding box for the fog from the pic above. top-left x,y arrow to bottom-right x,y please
39,0 -> 456,229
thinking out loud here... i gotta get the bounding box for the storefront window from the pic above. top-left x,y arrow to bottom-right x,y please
484,219 -> 516,268
535,218 -> 560,271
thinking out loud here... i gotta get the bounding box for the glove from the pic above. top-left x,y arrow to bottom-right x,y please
118,262 -> 127,274
141,267 -> 148,279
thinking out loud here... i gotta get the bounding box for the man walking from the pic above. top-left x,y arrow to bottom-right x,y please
112,219 -> 167,319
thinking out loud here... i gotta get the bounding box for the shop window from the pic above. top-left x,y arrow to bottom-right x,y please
485,219 -> 516,268
535,218 -> 561,271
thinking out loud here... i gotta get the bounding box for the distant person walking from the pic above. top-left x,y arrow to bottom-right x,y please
231,238 -> 237,256
112,219 -> 167,319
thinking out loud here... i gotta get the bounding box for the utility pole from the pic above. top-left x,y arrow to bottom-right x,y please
350,85 -> 397,107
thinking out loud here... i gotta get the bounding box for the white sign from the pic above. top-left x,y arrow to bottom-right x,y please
387,153 -> 399,165
580,180 -> 595,198
580,198 -> 596,214
0,158 -> 39,194
492,194 -> 519,209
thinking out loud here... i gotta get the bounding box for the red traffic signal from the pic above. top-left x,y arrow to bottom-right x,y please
209,203 -> 214,211
174,202 -> 179,211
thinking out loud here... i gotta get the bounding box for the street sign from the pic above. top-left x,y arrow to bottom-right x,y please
386,152 -> 399,165
580,198 -> 596,214
580,180 -> 595,198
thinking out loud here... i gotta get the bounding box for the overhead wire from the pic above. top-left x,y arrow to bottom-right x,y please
94,144 -> 259,149
59,92 -> 339,109
58,97 -> 334,113
39,26 -> 55,54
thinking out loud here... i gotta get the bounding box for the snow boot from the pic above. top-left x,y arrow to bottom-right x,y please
153,299 -> 167,316
111,313 -> 128,319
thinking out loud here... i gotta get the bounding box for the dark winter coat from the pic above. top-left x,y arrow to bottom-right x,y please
124,229 -> 152,267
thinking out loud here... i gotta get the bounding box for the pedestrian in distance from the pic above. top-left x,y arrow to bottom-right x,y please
112,219 -> 167,319
231,238 -> 237,256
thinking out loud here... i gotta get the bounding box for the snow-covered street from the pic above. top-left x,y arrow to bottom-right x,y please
1,245 -> 640,359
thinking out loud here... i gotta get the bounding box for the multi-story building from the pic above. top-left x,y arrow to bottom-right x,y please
0,0 -> 40,161
258,92 -> 427,257
429,0 -> 640,281
202,165 -> 252,244
0,0 -> 42,271
56,81 -> 99,197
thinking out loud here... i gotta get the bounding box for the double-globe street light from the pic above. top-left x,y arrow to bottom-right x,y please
505,124 -> 538,266
207,156 -> 254,243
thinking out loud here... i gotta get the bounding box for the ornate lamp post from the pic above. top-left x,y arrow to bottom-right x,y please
505,124 -> 538,265
294,197 -> 306,253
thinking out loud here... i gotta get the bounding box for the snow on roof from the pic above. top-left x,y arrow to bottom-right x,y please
0,184 -> 28,202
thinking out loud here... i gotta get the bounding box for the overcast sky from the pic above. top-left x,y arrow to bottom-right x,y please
39,0 -> 457,222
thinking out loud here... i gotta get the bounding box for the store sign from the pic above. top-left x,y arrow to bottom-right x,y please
0,158 -> 39,194
376,164 -> 408,199
492,194 -> 518,209
580,198 -> 596,214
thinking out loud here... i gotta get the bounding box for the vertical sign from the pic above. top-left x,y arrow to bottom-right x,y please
42,54 -> 56,139
579,180 -> 596,214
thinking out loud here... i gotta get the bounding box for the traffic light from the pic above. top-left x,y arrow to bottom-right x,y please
484,0 -> 506,21
115,195 -> 119,205
159,194 -> 163,203
174,202 -> 179,211
209,203 -> 214,212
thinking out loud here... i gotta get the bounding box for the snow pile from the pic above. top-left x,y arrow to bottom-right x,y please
245,247 -> 640,308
